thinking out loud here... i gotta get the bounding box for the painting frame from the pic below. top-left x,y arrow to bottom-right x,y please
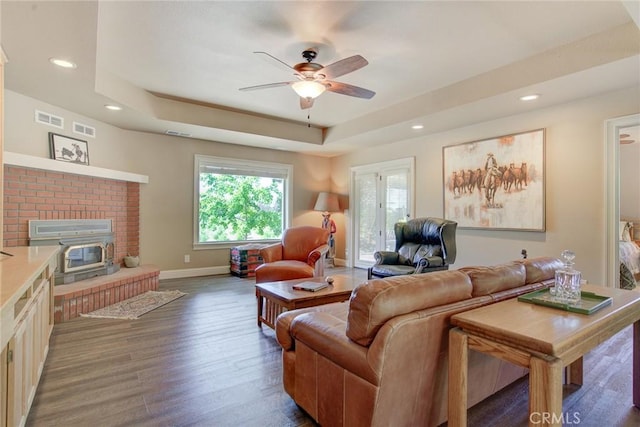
49,132 -> 90,165
442,129 -> 545,231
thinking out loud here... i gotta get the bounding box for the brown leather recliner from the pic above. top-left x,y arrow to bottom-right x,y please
255,226 -> 330,283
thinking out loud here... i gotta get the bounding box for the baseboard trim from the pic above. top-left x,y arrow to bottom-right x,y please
332,258 -> 347,267
160,266 -> 230,280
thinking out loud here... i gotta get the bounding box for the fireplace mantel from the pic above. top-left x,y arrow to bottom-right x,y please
3,151 -> 149,183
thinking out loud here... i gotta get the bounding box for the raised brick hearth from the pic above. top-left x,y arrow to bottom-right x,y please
53,265 -> 160,322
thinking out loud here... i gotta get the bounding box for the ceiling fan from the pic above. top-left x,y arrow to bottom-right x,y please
239,48 -> 375,109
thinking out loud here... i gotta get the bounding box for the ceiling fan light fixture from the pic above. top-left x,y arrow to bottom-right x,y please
292,80 -> 326,99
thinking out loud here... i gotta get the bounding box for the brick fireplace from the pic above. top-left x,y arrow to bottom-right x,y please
3,162 -> 159,322
3,164 -> 139,261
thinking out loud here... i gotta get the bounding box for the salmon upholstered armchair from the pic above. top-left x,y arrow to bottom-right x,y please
255,226 -> 330,284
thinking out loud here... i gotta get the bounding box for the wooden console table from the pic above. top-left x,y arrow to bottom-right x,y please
448,284 -> 640,427
0,246 -> 59,427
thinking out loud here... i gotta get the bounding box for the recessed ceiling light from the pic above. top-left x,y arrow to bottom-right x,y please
411,124 -> 424,130
49,58 -> 77,69
104,104 -> 122,111
519,94 -> 540,101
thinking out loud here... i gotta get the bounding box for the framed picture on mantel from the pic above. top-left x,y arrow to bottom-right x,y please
442,129 -> 545,231
49,132 -> 89,165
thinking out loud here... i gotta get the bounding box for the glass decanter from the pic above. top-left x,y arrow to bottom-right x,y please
554,250 -> 582,306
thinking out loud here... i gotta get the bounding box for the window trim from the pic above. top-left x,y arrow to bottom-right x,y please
193,154 -> 293,249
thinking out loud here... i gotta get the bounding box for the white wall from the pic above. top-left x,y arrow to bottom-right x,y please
4,90 -> 333,272
620,140 -> 640,220
331,87 -> 640,285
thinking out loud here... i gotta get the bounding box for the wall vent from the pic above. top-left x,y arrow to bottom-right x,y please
73,122 -> 96,138
35,110 -> 64,129
165,130 -> 192,137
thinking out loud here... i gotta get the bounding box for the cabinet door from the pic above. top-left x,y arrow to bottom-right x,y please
1,345 -> 8,427
8,302 -> 37,427
8,321 -> 26,427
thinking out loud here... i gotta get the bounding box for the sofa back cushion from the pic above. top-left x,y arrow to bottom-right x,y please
346,270 -> 472,346
517,256 -> 563,284
459,263 -> 526,297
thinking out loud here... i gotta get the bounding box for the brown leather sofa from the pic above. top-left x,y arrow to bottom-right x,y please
255,226 -> 330,284
275,256 -> 563,426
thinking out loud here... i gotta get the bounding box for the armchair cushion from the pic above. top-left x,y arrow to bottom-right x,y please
398,242 -> 443,265
369,264 -> 417,278
255,261 -> 315,283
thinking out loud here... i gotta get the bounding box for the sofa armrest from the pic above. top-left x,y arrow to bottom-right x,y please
307,244 -> 329,267
291,312 -> 380,385
276,302 -> 350,351
373,251 -> 400,265
259,243 -> 283,263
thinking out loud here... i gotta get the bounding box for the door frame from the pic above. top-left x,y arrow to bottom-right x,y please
605,113 -> 640,288
349,157 -> 415,268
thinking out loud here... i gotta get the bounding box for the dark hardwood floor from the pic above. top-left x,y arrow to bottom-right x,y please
26,269 -> 640,427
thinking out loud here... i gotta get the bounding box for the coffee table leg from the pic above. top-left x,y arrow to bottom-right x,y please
566,357 -> 583,386
529,356 -> 563,427
448,328 -> 468,427
256,291 -> 263,327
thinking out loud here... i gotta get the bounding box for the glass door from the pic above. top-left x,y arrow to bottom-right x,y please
383,169 -> 410,251
351,158 -> 414,269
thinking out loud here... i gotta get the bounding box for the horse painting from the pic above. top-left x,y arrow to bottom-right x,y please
442,128 -> 545,230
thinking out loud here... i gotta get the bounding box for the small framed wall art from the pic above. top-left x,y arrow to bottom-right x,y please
442,129 -> 545,231
49,132 -> 89,165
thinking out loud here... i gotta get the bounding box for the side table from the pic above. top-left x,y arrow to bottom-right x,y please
448,284 -> 640,427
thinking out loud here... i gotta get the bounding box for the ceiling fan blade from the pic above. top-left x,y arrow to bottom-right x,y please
254,51 -> 304,78
315,55 -> 368,80
300,97 -> 314,110
325,81 -> 375,99
239,81 -> 293,91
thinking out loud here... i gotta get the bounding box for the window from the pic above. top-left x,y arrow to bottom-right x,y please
194,155 -> 292,247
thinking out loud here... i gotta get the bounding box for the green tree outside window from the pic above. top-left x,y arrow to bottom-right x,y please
199,173 -> 283,242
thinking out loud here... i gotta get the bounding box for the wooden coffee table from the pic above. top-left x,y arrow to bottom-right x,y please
447,284 -> 640,427
255,275 -> 357,329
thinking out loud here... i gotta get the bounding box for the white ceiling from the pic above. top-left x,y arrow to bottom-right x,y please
2,1 -> 639,157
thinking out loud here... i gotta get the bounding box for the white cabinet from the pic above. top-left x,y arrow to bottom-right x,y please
0,247 -> 58,427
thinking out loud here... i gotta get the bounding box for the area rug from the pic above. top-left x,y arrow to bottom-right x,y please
80,290 -> 186,320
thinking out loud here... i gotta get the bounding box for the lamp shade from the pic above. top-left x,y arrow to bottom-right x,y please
292,80 -> 326,99
314,192 -> 340,212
